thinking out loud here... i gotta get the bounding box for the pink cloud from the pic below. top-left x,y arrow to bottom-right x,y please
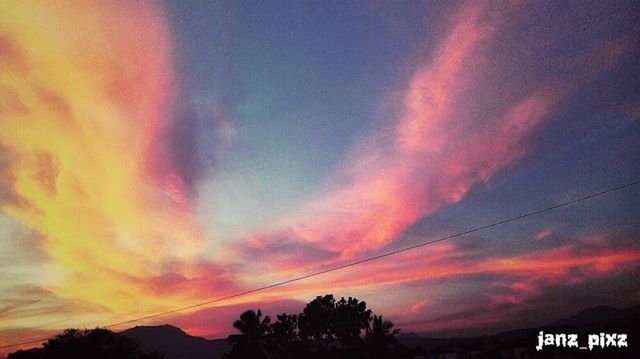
233,0 -> 638,284
534,228 -> 555,240
225,232 -> 640,326
236,2 -> 558,270
212,229 -> 640,331
375,232 -> 640,336
410,300 -> 427,314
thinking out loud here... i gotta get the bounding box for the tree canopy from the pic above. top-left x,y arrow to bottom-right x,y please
224,294 -> 409,359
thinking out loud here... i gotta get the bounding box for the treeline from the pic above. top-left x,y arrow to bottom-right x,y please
7,328 -> 162,359
223,294 -> 413,359
7,294 -> 413,359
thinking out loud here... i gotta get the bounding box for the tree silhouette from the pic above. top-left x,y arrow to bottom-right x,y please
298,294 -> 336,343
364,315 -> 400,358
7,328 -> 163,359
224,295 -> 411,358
225,309 -> 272,359
268,313 -> 304,358
334,297 -> 371,347
270,313 -> 298,341
297,294 -> 372,347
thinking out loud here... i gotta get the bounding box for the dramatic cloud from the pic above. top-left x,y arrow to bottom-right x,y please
236,2 -> 557,273
1,1 -> 638,354
0,1 -> 232,321
235,1 -> 637,282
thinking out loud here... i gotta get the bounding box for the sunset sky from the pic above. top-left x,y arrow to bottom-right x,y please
1,0 -> 640,354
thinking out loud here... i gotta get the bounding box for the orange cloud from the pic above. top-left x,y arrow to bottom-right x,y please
0,1 -> 230,323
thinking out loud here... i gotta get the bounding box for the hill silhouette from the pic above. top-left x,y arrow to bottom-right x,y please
121,325 -> 229,359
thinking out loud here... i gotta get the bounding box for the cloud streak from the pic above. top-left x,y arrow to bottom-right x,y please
148,230 -> 640,341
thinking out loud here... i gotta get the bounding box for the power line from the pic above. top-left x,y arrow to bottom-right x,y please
2,179 -> 639,350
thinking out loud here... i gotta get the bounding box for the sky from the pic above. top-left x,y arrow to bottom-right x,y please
1,0 -> 640,354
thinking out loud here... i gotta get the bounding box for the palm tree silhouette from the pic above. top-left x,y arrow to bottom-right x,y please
227,309 -> 272,359
365,315 -> 400,358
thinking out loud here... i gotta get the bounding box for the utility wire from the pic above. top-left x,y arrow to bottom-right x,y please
2,179 -> 639,350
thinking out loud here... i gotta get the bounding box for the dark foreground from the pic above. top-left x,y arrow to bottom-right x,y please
7,304 -> 638,359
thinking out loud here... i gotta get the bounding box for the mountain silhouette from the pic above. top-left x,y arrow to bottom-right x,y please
121,324 -> 229,359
